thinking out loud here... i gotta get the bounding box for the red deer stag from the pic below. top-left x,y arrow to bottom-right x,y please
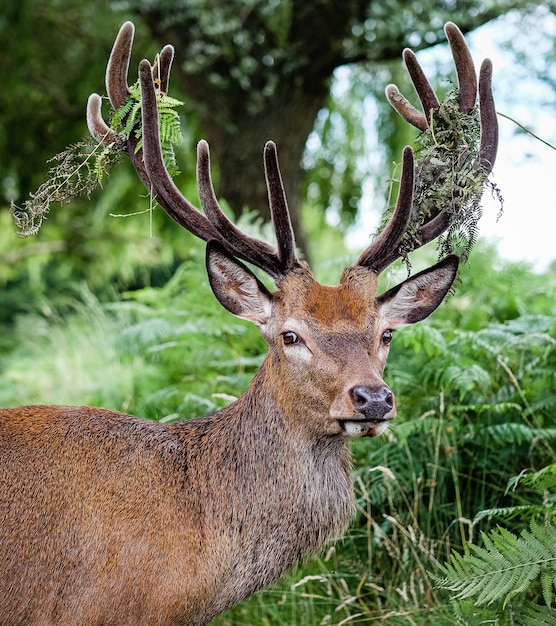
0,21 -> 497,626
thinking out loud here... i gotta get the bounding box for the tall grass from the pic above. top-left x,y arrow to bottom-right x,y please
1,241 -> 555,624
0,286 -> 161,411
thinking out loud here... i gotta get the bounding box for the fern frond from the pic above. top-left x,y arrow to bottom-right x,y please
508,463 -> 556,493
110,81 -> 184,177
436,521 -> 556,609
480,423 -> 556,447
472,504 -> 545,525
391,414 -> 445,446
516,604 -> 556,626
110,94 -> 137,129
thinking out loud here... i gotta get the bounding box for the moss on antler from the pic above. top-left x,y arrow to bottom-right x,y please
396,89 -> 501,266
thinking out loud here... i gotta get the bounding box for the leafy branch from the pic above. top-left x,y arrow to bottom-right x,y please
11,84 -> 183,237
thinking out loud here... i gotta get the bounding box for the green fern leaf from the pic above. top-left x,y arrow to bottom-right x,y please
540,569 -> 554,608
508,463 -> 556,493
436,521 -> 556,610
473,505 -> 545,525
109,81 -> 184,176
109,95 -> 136,130
517,603 -> 556,626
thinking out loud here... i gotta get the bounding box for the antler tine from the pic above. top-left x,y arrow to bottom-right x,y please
86,93 -> 122,146
389,22 -> 479,131
402,48 -> 440,124
478,59 -> 498,169
263,142 -> 299,272
100,20 -> 157,194
360,22 -> 498,275
444,22 -> 477,113
355,147 -> 414,272
444,22 -> 478,114
138,60 -> 222,243
196,140 -> 286,279
86,22 -> 135,147
106,21 -> 134,110
152,44 -> 174,94
385,84 -> 428,132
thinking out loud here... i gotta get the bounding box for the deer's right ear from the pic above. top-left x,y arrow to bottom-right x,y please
206,242 -> 273,325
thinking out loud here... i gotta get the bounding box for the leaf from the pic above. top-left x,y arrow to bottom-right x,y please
435,521 -> 556,611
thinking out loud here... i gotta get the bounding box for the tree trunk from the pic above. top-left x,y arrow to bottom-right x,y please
178,71 -> 329,260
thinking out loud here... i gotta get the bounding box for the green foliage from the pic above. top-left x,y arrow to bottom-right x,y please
11,79 -> 184,237
10,138 -> 124,236
435,457 -> 556,623
412,92 -> 488,263
0,284 -> 164,410
436,522 -> 556,623
0,239 -> 266,418
109,80 -> 184,175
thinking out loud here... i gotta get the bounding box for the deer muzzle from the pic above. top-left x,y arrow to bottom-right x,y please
349,385 -> 394,420
335,384 -> 396,438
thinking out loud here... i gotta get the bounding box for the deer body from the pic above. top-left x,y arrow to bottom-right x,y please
1,20 -> 498,626
0,400 -> 352,626
0,261 -> 458,625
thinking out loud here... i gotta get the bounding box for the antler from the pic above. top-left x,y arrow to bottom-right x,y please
87,21 -> 497,283
356,22 -> 498,273
86,21 -> 299,283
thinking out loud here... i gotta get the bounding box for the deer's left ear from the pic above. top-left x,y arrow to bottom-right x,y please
206,241 -> 273,326
376,255 -> 459,326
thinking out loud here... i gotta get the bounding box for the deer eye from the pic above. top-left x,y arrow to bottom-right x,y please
282,331 -> 300,346
382,330 -> 393,346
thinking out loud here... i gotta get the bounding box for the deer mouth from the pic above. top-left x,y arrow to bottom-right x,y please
339,417 -> 392,438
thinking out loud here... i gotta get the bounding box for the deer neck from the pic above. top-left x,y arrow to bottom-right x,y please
170,362 -> 355,609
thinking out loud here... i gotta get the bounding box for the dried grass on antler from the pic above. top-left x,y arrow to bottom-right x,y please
10,45 -> 182,237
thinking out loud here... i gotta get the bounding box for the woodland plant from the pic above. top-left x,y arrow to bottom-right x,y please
10,81 -> 183,237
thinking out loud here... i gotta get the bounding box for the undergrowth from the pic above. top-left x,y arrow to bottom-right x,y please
1,241 -> 554,624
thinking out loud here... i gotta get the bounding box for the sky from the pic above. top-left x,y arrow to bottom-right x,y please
467,10 -> 556,272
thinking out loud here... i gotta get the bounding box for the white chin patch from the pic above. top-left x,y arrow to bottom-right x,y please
342,420 -> 390,438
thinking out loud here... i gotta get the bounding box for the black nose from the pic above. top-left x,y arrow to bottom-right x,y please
349,385 -> 394,420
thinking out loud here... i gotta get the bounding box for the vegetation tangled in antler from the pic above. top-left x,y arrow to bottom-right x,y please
10,82 -> 183,237
404,91 -> 491,264
10,138 -> 122,236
